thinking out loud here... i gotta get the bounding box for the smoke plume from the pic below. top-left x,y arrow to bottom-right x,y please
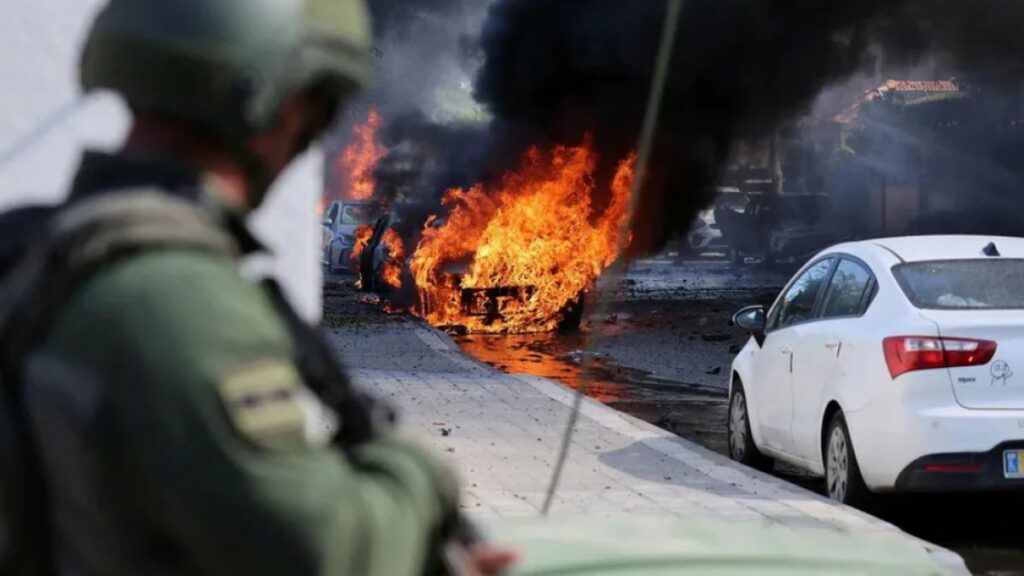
336,0 -> 1024,261
326,1 -> 493,203
473,0 -> 1024,253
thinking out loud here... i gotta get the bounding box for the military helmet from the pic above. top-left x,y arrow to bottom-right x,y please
81,0 -> 373,144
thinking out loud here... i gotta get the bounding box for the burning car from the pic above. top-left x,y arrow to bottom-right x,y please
352,212 -> 407,293
322,200 -> 385,274
410,140 -> 635,334
417,267 -> 585,334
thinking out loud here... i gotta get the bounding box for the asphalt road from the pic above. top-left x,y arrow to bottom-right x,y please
452,255 -> 1024,576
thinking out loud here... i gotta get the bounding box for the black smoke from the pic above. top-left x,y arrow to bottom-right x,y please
348,0 -> 1024,263
327,0 -> 492,204
909,1 -> 1024,71
473,0 -> 1024,253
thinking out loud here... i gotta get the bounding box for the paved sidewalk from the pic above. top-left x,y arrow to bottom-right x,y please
325,318 -> 968,574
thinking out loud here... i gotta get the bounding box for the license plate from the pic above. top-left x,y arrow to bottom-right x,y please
1004,450 -> 1024,479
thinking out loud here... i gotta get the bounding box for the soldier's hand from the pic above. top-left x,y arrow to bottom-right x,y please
466,545 -> 520,576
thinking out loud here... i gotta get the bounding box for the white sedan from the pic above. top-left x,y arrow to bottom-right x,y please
729,236 -> 1024,505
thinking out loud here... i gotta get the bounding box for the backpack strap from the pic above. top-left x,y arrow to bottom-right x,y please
1,190 -> 237,360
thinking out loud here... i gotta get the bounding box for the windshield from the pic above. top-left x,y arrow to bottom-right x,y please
893,259 -> 1024,310
340,204 -> 379,225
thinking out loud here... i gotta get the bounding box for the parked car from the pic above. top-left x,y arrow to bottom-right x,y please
728,236 -> 1024,505
686,187 -> 748,255
321,200 -> 384,274
719,193 -> 851,270
765,193 -> 852,268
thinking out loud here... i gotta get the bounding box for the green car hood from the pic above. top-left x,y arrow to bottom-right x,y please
485,516 -> 943,576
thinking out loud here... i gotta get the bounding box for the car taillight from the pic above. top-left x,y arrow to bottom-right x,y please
883,336 -> 997,379
923,464 -> 981,473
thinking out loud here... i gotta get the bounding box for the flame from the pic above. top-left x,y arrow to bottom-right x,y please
351,224 -> 406,291
351,225 -> 375,289
411,138 -> 635,333
338,108 -> 387,201
380,228 -> 406,290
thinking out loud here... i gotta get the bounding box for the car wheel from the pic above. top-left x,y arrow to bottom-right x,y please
728,382 -> 773,472
824,412 -> 871,507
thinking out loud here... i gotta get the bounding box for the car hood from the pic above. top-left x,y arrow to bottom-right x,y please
485,517 -> 942,575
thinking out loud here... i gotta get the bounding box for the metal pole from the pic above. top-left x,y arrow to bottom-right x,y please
542,0 -> 685,515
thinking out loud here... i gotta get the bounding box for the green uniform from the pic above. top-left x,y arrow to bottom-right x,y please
23,152 -> 458,575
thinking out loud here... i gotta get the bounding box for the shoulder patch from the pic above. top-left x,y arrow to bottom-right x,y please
216,360 -> 308,450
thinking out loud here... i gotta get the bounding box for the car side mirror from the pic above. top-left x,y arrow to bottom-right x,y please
321,217 -> 333,228
732,305 -> 767,345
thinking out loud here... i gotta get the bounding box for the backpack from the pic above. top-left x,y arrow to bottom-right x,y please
0,190 -> 389,575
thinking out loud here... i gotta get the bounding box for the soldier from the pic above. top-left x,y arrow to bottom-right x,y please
0,0 -> 515,574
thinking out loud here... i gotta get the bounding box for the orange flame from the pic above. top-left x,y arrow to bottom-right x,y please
380,228 -> 406,290
338,108 -> 387,201
351,225 -> 375,289
411,138 -> 635,333
351,224 -> 406,291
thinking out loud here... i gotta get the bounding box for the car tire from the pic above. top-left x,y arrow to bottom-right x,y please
824,412 -> 872,507
728,381 -> 773,472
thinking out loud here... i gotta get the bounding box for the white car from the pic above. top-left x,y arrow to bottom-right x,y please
729,235 -> 1024,505
321,200 -> 383,274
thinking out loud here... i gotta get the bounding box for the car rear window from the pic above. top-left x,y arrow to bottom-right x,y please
893,259 -> 1024,310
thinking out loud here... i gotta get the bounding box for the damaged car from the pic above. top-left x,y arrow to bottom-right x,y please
322,199 -> 385,274
718,192 -> 852,270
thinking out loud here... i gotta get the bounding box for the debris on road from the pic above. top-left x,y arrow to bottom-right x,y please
357,293 -> 381,305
